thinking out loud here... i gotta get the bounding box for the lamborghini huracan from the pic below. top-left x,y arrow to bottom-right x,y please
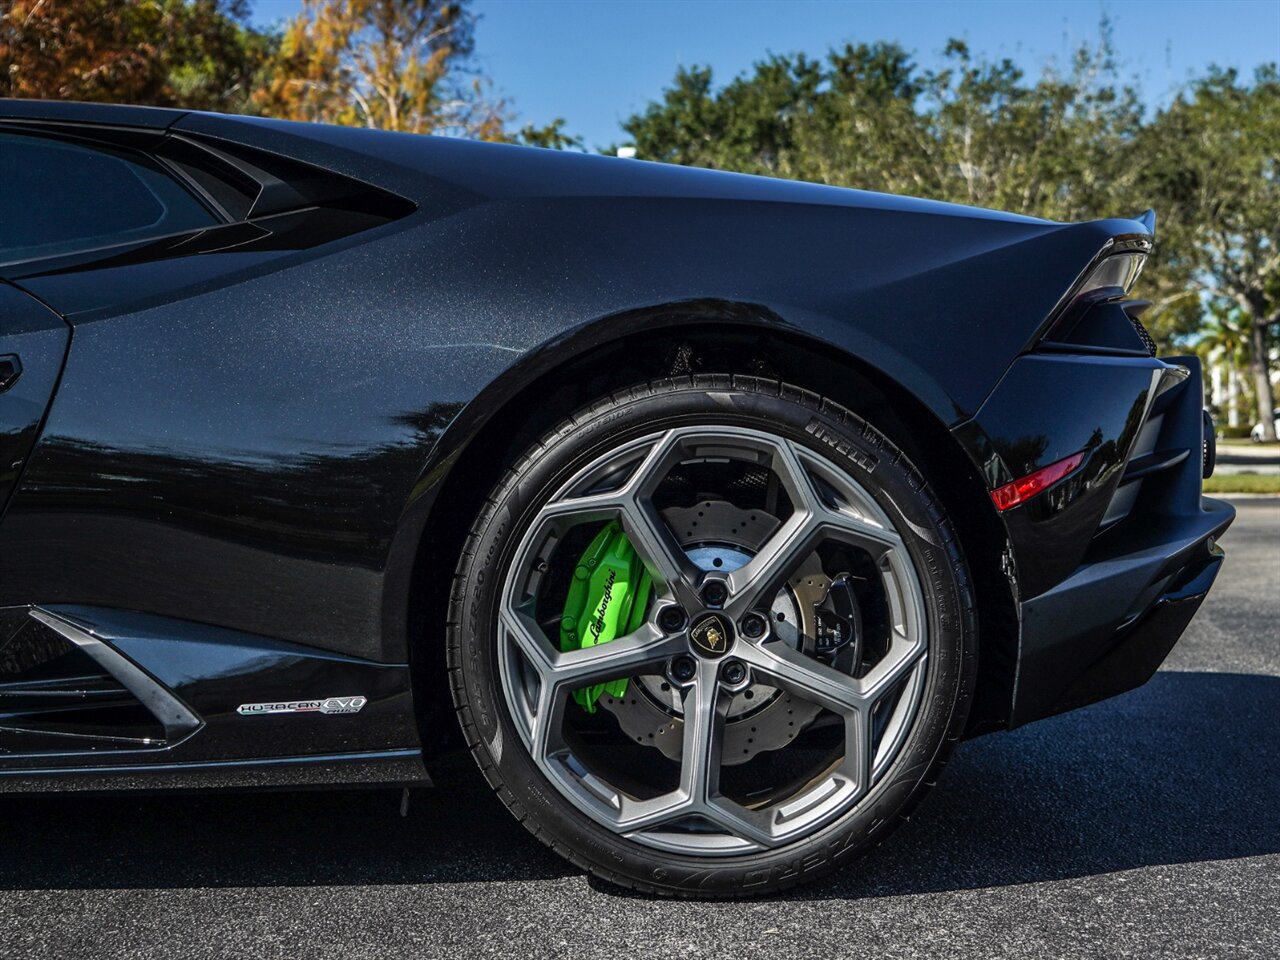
0,100 -> 1232,897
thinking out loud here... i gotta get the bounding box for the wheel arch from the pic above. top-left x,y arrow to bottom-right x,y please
401,302 -> 1018,753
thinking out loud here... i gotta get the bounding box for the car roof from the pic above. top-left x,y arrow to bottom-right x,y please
0,99 -> 186,129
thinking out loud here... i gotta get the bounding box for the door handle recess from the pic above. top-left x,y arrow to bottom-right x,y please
0,355 -> 20,392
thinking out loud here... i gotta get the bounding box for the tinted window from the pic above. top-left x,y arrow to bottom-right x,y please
0,132 -> 219,266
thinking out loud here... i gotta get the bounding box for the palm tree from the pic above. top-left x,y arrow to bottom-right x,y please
1194,307 -> 1253,431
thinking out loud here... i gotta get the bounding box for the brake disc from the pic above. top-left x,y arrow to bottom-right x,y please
599,499 -> 830,765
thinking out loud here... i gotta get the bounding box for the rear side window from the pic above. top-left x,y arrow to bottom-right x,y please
0,132 -> 219,267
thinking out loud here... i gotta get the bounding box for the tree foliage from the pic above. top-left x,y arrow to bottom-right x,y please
1,0 -> 271,112
1,0 -> 557,143
515,116 -> 584,151
1139,67 -> 1280,438
255,0 -> 504,138
620,33 -> 1146,221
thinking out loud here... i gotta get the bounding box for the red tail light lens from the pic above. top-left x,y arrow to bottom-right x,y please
990,451 -> 1085,511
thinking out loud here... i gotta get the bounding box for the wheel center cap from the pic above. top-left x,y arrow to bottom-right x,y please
690,613 -> 734,658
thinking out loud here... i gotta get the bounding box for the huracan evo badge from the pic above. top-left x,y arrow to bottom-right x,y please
237,696 -> 368,717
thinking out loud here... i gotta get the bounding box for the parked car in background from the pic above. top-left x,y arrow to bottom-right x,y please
1251,410 -> 1280,442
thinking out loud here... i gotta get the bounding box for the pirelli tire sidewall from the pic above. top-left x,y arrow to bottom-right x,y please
449,376 -> 977,897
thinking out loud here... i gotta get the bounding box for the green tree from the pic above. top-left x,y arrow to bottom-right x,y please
1,0 -> 271,112
1141,67 -> 1280,440
617,31 -> 1145,219
912,37 -> 1143,220
619,53 -> 825,172
784,42 -> 931,195
516,117 -> 584,151
1194,306 -> 1255,429
256,0 -> 506,139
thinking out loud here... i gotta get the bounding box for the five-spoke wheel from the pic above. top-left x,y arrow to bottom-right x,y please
450,377 -> 975,896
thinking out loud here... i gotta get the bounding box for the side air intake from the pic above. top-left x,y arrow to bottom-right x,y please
0,607 -> 199,755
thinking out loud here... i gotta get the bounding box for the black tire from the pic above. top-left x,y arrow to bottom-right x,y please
447,375 -> 978,897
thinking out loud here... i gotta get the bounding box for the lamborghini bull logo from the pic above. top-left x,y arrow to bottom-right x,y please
690,614 -> 732,658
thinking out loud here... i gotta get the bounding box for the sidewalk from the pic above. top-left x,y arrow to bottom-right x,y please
1216,442 -> 1280,475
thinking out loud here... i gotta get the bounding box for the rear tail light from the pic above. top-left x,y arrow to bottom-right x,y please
991,451 -> 1086,511
1041,231 -> 1155,357
1077,250 -> 1147,297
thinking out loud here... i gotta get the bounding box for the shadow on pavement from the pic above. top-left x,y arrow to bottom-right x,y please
0,671 -> 1275,895
795,669 -> 1280,901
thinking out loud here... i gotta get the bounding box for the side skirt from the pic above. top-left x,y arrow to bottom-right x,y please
0,749 -> 430,794
0,604 -> 424,790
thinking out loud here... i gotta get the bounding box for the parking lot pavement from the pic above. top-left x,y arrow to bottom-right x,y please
1,499 -> 1276,960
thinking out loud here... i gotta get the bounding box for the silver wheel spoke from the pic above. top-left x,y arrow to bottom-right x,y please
612,666 -> 722,834
725,439 -> 904,617
735,638 -> 866,714
733,640 -> 872,805
721,436 -> 821,614
724,509 -> 820,617
619,665 -> 779,849
679,665 -> 723,805
619,500 -> 704,611
552,625 -> 684,690
504,610 -> 683,756
532,430 -> 704,610
505,609 -> 682,691
859,630 -> 928,703
736,626 -> 926,716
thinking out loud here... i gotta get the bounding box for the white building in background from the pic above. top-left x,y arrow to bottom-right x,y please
1206,343 -> 1280,431
1209,356 -> 1245,428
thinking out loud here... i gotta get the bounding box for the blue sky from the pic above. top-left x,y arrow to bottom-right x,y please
250,0 -> 1280,148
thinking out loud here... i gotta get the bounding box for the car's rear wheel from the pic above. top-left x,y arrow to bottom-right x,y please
448,375 -> 977,897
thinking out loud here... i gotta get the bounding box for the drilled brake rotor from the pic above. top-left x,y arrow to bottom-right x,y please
599,499 -> 830,765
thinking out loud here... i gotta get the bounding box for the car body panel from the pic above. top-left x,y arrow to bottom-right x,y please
975,354 -> 1232,723
964,352 -> 1168,597
177,110 -> 1149,423
0,99 -> 185,129
0,283 -> 69,518
1,105 -> 1134,664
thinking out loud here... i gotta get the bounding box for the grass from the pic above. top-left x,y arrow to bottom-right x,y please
1204,473 -> 1280,494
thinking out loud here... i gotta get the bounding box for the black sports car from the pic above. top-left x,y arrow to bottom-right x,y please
0,100 -> 1232,897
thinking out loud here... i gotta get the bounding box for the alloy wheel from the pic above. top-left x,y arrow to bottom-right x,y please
497,426 -> 929,856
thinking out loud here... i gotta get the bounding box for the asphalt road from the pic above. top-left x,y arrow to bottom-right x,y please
2,499 -> 1277,960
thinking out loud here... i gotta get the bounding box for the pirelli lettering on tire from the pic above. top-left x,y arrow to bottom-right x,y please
236,696 -> 368,717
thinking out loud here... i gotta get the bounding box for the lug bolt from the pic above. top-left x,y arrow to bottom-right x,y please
722,659 -> 747,686
701,580 -> 728,607
740,612 -> 767,639
669,654 -> 698,684
658,606 -> 687,632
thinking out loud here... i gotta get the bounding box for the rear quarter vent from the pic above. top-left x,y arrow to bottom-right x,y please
1042,289 -> 1157,357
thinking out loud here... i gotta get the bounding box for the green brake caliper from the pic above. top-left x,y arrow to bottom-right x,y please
559,521 -> 653,712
